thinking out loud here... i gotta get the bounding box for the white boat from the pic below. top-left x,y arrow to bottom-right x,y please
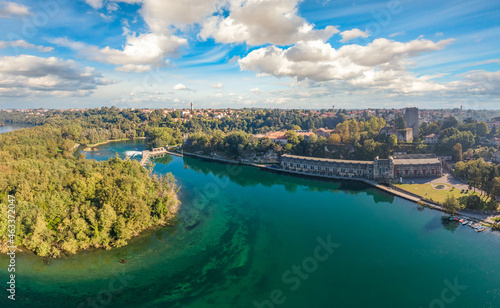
476,226 -> 486,232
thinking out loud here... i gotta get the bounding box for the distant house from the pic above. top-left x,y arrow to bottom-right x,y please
494,151 -> 500,163
423,134 -> 439,144
295,130 -> 315,140
316,128 -> 335,138
212,112 -> 227,119
486,121 -> 500,129
254,132 -> 288,145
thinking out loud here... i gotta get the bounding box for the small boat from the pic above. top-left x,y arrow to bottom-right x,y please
453,217 -> 460,221
476,226 -> 486,232
471,223 -> 480,229
460,219 -> 469,225
449,216 -> 456,221
468,221 -> 474,226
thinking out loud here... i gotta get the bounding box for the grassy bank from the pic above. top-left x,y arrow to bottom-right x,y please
393,183 -> 478,204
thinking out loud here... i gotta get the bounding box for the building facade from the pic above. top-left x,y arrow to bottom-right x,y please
393,157 -> 442,178
280,153 -> 442,180
280,155 -> 375,179
423,134 -> 439,144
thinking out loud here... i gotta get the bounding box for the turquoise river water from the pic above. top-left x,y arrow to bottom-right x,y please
1,139 -> 500,308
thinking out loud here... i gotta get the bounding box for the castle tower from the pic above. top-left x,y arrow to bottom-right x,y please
404,107 -> 419,138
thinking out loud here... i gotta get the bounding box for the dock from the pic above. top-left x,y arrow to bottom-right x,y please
139,147 -> 183,166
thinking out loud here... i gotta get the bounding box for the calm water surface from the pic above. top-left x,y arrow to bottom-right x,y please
2,140 -> 500,308
0,123 -> 34,134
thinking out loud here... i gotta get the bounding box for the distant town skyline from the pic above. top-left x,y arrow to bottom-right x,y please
0,0 -> 499,109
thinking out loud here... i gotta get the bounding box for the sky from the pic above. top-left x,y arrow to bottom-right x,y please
0,0 -> 499,110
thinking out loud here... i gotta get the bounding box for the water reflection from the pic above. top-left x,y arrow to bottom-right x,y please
179,156 -> 395,205
0,123 -> 35,134
441,216 -> 460,233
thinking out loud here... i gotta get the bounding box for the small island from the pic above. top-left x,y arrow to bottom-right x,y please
0,123 -> 179,258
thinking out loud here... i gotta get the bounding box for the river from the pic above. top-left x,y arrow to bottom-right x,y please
0,123 -> 35,134
1,139 -> 500,308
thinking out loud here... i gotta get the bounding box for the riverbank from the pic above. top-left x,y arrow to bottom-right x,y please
179,150 -> 498,228
83,137 -> 147,151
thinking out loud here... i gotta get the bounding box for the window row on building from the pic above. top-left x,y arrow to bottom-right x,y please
280,154 -> 442,180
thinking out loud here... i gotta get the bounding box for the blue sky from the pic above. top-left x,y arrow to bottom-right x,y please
0,0 -> 499,109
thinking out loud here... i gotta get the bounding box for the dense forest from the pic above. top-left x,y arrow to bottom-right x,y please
0,124 -> 179,258
184,130 -> 275,160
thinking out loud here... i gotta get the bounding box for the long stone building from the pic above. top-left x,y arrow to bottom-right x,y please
280,154 -> 442,180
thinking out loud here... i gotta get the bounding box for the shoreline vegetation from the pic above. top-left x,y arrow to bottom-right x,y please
0,125 -> 179,258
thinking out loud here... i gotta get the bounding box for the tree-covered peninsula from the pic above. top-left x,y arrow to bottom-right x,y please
0,124 -> 179,258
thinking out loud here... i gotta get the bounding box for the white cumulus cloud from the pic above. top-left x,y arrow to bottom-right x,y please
0,55 -> 113,97
239,38 -> 455,94
340,29 -> 369,42
50,32 -> 187,73
142,0 -> 221,33
200,0 -> 338,46
83,0 -> 104,9
173,83 -> 195,92
0,40 -> 53,52
0,1 -> 31,18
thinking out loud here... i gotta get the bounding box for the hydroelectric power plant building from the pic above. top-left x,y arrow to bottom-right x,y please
280,154 -> 442,181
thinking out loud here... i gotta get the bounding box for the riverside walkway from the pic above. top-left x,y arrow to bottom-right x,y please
139,147 -> 183,166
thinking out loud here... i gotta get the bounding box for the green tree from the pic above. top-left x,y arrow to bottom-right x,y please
395,115 -> 406,130
285,130 -> 299,145
475,122 -> 489,136
442,116 -> 458,129
388,134 -> 398,147
452,143 -> 463,162
488,125 -> 497,138
489,177 -> 500,202
327,133 -> 341,145
442,195 -> 464,215
460,194 -> 482,210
